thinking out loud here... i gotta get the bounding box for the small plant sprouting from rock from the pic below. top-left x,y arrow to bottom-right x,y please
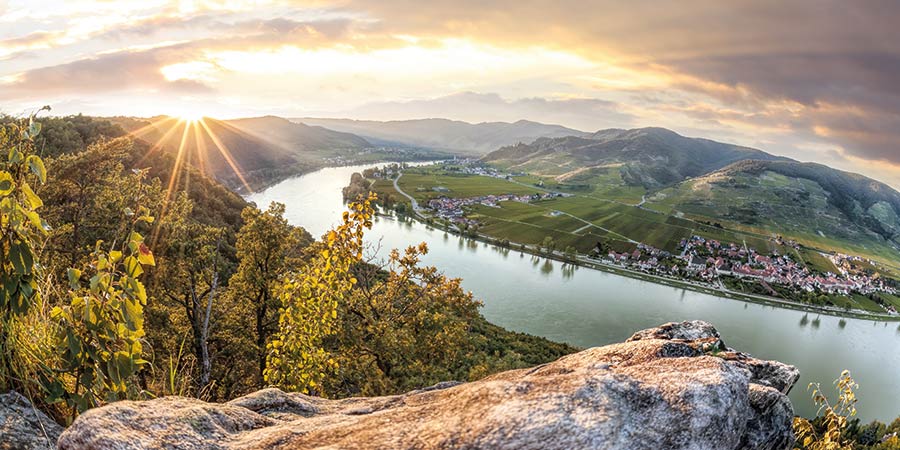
793,370 -> 858,450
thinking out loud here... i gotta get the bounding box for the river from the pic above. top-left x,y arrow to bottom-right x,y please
247,162 -> 900,422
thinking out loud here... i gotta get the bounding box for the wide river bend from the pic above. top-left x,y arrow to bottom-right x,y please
248,163 -> 900,421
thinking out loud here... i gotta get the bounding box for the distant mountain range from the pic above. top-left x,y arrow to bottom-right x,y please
107,114 -> 900,254
112,115 -> 373,189
295,118 -> 586,156
228,116 -> 371,151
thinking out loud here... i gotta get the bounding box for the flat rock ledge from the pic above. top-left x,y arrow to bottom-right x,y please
58,320 -> 799,450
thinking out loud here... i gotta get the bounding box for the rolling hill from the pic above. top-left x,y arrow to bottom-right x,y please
482,127 -> 788,188
645,160 -> 900,257
482,126 -> 900,264
111,116 -> 447,192
295,118 -> 587,156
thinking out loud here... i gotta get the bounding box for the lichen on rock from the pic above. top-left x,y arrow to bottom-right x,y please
0,391 -> 64,450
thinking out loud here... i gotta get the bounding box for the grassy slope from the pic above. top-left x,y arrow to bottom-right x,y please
373,165 -> 899,285
646,170 -> 900,269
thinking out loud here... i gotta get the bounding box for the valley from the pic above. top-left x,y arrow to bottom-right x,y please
254,162 -> 900,422
351,160 -> 900,318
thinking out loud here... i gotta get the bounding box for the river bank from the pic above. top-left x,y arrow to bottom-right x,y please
393,212 -> 900,322
381,173 -> 900,322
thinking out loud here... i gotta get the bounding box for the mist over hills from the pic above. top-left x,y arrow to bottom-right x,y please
295,117 -> 588,156
228,116 -> 371,151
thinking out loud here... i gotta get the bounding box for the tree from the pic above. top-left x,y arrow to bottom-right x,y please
327,242 -> 481,397
229,202 -> 307,384
49,169 -> 156,416
0,110 -> 50,392
564,246 -> 577,261
154,216 -> 226,394
265,196 -> 373,393
40,138 -> 136,276
542,236 -> 556,255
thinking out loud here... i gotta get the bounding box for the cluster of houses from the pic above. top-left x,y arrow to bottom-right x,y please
599,243 -> 681,275
592,235 -> 896,310
679,235 -> 895,297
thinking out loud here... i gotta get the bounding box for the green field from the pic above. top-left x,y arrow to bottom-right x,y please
398,169 -> 541,203
369,164 -> 899,283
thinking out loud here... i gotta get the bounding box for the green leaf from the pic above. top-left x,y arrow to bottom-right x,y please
26,155 -> 46,184
28,120 -> 41,138
8,241 -> 33,275
66,328 -> 82,359
8,147 -> 22,164
124,256 -> 143,278
25,210 -> 43,230
0,171 -> 14,196
67,268 -> 82,289
21,181 -> 42,209
121,297 -> 143,332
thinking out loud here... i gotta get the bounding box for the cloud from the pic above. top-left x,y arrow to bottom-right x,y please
0,44 -> 212,98
1,0 -> 898,186
339,0 -> 900,168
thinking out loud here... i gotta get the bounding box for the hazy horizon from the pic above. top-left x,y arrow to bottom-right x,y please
2,1 -> 899,188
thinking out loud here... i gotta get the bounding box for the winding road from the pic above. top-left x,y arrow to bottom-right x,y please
392,173 -> 422,217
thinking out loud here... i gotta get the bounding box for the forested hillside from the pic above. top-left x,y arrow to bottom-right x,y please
0,113 -> 574,425
112,116 -> 448,191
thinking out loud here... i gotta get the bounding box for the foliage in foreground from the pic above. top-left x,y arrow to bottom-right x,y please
50,179 -> 156,413
0,113 -> 575,421
794,371 -> 900,450
0,109 -> 50,393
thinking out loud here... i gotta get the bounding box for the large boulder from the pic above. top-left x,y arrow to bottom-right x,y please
0,391 -> 64,450
59,321 -> 798,450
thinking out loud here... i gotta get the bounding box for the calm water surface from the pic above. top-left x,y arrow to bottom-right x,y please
248,163 -> 900,421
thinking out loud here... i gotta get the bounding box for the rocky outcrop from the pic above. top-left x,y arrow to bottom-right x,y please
0,391 -> 64,450
58,321 -> 799,450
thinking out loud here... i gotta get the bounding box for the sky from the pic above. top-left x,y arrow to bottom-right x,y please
1,0 -> 899,188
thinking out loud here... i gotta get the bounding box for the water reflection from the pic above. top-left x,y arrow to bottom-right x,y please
540,259 -> 554,275
561,263 -> 576,279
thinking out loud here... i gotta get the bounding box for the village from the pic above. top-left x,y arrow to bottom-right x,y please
598,234 -> 897,313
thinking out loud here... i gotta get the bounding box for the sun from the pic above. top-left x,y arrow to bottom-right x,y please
177,111 -> 204,122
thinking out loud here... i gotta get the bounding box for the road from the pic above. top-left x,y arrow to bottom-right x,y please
392,172 -> 422,217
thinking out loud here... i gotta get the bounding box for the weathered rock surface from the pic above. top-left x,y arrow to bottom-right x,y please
0,391 -> 64,450
58,321 -> 799,450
